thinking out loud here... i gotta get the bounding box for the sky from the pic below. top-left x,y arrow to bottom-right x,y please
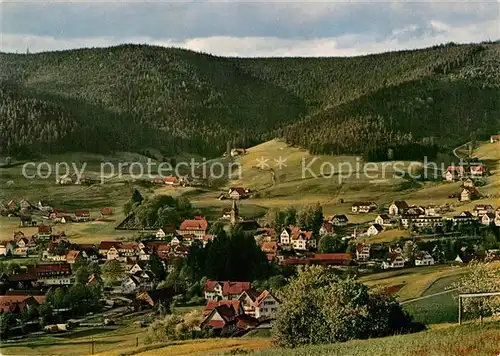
1,1 -> 499,57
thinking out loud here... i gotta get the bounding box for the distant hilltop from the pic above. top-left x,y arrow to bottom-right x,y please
0,42 -> 499,159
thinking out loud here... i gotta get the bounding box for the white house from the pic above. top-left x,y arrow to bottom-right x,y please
374,214 -> 392,226
279,228 -> 292,245
351,202 -> 377,214
482,213 -> 496,226
319,221 -> 334,236
415,251 -> 435,266
329,215 -> 348,227
382,254 -> 405,269
254,290 -> 280,319
355,244 -> 371,261
388,201 -> 409,216
366,224 -> 383,237
107,246 -> 120,260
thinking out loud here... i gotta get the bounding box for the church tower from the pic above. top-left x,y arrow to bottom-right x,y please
230,199 -> 239,226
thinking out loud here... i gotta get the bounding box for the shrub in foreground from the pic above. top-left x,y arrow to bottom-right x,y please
272,266 -> 425,348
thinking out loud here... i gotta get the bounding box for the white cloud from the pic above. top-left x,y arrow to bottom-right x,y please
1,18 -> 498,57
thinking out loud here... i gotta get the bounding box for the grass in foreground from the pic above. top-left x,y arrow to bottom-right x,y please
248,322 -> 499,356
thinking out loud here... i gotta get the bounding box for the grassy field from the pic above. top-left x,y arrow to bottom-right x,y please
89,322 -> 500,356
192,139 -> 500,222
359,264 -> 468,302
248,322 -> 500,356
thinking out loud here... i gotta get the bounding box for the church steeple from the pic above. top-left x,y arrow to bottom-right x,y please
230,199 -> 239,226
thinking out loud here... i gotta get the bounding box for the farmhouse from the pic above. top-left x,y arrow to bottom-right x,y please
178,217 -> 208,238
228,187 -> 248,200
279,228 -> 292,245
490,134 -> 500,143
329,214 -> 348,227
155,225 -> 176,239
29,263 -> 72,285
252,290 -> 280,320
74,210 -> 91,222
366,224 -> 383,236
388,201 -> 408,216
37,225 -> 52,240
460,187 -> 481,202
482,213 -> 496,226
203,299 -> 244,317
374,214 -> 392,226
204,281 -> 251,301
470,165 -> 486,177
319,221 -> 334,236
472,204 -> 494,217
462,178 -> 475,188
351,201 -> 377,213
444,166 -> 466,181
291,230 -> 316,251
0,295 -> 41,313
382,254 -> 405,269
415,251 -> 435,266
355,243 -> 371,261
200,305 -> 238,334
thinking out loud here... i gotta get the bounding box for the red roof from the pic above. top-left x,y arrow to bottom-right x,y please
99,241 -> 121,250
204,281 -> 251,296
164,176 -> 178,184
179,218 -> 208,231
38,225 -> 52,234
203,300 -> 241,317
260,242 -> 278,254
100,207 -> 113,215
0,296 -> 41,313
28,263 -> 71,276
75,210 -> 90,217
470,165 -> 485,173
66,250 -> 80,261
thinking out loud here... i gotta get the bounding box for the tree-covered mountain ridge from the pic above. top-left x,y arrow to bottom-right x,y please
0,42 -> 499,158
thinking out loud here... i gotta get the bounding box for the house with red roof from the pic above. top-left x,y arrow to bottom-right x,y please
260,241 -> 278,262
100,207 -> 113,216
470,165 -> 486,177
178,217 -> 208,238
0,295 -> 40,313
74,210 -> 91,222
238,289 -> 280,320
203,299 -> 244,317
444,166 -> 467,182
204,280 -> 251,301
356,243 -> 371,261
37,225 -> 52,240
163,176 -> 179,186
200,305 -> 238,335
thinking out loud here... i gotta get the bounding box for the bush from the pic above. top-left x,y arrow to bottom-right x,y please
272,266 -> 425,348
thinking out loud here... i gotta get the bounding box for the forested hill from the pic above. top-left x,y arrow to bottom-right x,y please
1,42 -> 499,159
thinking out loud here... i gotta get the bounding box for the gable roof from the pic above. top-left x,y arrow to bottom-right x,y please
38,225 -> 52,234
229,187 -> 247,196
66,250 -> 80,260
370,224 -> 383,232
391,200 -> 409,209
179,218 -> 208,231
254,290 -> 279,307
204,280 -> 251,295
203,299 -> 241,317
75,210 -> 90,217
99,241 -> 121,250
331,214 -> 348,221
377,214 -> 391,220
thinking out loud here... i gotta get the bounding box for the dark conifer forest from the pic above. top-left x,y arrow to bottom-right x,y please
1,42 -> 499,159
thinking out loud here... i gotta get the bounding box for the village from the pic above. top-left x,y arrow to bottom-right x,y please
0,164 -> 499,341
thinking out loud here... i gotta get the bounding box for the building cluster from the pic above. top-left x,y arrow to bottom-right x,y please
201,280 -> 280,335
